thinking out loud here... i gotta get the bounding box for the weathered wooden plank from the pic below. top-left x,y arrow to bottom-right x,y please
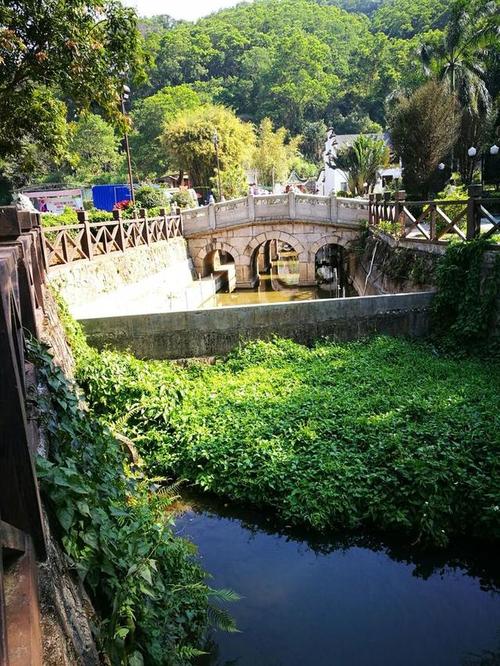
0,522 -> 26,554
0,208 -> 21,239
3,538 -> 43,666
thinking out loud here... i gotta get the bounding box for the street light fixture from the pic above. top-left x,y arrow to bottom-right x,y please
467,145 -> 500,188
212,130 -> 223,201
438,162 -> 445,171
121,84 -> 135,206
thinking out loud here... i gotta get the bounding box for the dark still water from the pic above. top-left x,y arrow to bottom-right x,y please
174,499 -> 500,666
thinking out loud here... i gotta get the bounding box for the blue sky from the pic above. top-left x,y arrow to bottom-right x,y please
123,0 -> 249,20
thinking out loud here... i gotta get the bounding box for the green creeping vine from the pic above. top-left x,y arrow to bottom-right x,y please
30,337 -> 239,666
432,239 -> 500,354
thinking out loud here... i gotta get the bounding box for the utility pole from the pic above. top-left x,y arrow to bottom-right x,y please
121,85 -> 135,206
213,130 -> 223,201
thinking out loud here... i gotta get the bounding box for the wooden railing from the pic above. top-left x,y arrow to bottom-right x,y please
0,206 -> 47,665
369,188 -> 500,244
42,208 -> 183,267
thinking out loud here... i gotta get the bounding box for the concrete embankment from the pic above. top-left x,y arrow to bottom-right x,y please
49,238 -> 216,318
79,291 -> 434,360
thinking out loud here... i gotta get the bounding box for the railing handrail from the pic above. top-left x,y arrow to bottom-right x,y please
368,191 -> 499,243
41,211 -> 184,268
181,192 -> 370,234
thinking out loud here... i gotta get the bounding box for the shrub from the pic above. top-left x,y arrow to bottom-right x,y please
171,190 -> 197,209
135,184 -> 170,210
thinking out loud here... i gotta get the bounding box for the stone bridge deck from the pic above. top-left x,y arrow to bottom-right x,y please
181,192 -> 369,287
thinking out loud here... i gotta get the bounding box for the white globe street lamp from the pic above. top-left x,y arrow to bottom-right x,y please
438,162 -> 445,171
467,146 -> 477,158
490,144 -> 499,156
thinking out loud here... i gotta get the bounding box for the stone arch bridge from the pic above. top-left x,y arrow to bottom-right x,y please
181,192 -> 369,287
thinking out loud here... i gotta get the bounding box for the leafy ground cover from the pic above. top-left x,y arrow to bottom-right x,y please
64,299 -> 500,547
30,336 -> 241,666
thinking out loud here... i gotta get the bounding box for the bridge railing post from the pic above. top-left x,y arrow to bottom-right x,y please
248,194 -> 255,221
330,192 -> 338,223
288,190 -> 296,220
208,202 -> 216,230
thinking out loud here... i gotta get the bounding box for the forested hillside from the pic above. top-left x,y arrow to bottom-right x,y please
1,0 -> 498,196
137,0 -> 449,134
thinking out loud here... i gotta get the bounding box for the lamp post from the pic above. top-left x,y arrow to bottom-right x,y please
212,130 -> 223,201
121,84 -> 135,206
467,144 -> 500,188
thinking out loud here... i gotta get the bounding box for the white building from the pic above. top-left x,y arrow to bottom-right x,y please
317,128 -> 401,196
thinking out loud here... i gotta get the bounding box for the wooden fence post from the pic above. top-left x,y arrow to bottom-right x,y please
113,209 -> 125,251
77,210 -> 93,261
159,207 -> 169,240
374,193 -> 382,226
466,184 -> 482,240
140,208 -> 150,245
395,190 -> 406,234
368,193 -> 374,226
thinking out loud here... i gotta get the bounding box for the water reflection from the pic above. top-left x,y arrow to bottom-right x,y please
174,494 -> 500,666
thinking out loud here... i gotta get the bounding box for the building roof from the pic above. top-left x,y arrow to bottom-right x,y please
333,133 -> 385,150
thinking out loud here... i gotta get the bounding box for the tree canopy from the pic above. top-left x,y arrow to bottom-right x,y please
0,0 -> 145,162
389,81 -> 460,195
130,85 -> 204,178
162,105 -> 255,196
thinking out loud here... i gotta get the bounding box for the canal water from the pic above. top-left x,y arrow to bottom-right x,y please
174,497 -> 500,666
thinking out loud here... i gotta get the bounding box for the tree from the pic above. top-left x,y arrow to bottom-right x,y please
333,135 -> 390,195
389,81 -> 460,196
0,0 -> 144,188
420,0 -> 498,118
162,104 -> 255,191
252,119 -> 301,187
300,121 -> 327,163
373,0 -> 449,38
419,0 -> 499,180
130,85 -> 203,178
262,31 -> 340,133
67,114 -> 124,185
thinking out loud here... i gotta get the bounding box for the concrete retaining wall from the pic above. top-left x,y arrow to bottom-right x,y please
80,291 -> 434,360
49,238 -> 195,306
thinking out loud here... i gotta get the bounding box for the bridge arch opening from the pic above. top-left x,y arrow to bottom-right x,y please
203,249 -> 236,292
314,243 -> 354,297
252,239 -> 300,290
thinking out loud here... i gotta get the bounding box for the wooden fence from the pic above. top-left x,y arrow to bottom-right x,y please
0,207 -> 47,665
368,189 -> 500,244
42,208 -> 183,267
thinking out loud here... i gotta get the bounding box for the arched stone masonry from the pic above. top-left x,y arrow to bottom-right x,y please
186,220 -> 362,288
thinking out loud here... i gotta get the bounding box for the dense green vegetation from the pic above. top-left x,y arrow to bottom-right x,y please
31,331 -> 239,665
61,299 -> 500,549
3,0 -> 498,198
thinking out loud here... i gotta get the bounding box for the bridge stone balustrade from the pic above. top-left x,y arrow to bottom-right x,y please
181,193 -> 369,288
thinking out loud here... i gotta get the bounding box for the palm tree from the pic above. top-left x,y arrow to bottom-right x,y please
332,135 -> 390,196
420,0 -> 498,116
419,0 -> 499,180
